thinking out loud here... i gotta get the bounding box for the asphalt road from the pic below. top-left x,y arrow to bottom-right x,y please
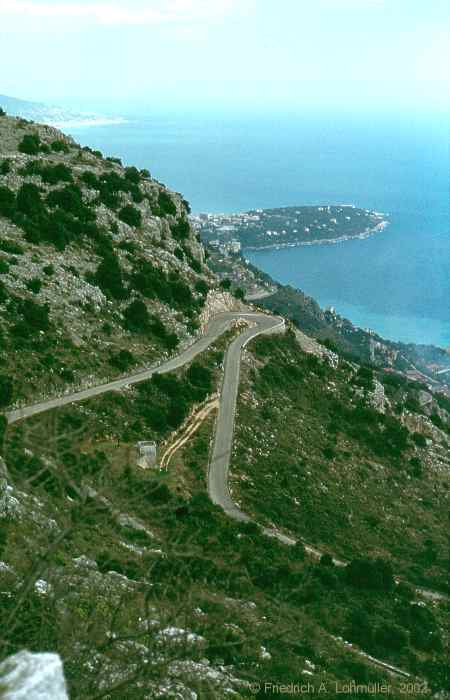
6,312 -> 282,427
208,313 -> 284,520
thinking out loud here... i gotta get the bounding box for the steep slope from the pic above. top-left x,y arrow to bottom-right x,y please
0,113 -> 212,406
1,116 -> 449,698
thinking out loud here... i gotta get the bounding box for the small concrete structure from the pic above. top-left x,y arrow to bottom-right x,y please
136,441 -> 157,469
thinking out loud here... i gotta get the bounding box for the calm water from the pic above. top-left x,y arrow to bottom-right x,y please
66,110 -> 449,347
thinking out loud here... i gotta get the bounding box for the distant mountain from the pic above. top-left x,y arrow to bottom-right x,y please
0,94 -> 126,128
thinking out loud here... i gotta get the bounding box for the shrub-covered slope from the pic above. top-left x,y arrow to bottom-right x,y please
1,115 -> 449,698
0,114 -> 211,405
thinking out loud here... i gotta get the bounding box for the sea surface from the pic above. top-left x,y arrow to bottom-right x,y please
66,110 -> 449,347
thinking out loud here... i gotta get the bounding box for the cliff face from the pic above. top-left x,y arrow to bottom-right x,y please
0,114 -> 212,404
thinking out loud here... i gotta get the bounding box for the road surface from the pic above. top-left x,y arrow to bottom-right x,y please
6,312 -> 280,425
208,313 -> 284,520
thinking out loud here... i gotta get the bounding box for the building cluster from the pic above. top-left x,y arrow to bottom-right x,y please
208,238 -> 241,256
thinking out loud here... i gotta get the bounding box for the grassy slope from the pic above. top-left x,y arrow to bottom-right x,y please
232,332 -> 449,588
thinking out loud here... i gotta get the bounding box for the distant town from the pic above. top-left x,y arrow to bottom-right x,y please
191,204 -> 388,252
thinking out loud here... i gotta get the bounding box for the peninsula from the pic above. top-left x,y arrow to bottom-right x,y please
192,204 -> 388,251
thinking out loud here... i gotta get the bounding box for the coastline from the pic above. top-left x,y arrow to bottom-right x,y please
241,220 -> 389,252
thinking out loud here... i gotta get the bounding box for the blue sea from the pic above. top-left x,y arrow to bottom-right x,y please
66,109 -> 449,347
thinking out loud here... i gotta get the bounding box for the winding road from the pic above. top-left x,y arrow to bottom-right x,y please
6,308 -> 444,681
6,311 -> 281,426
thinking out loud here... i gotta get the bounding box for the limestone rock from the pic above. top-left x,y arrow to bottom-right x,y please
0,650 -> 68,700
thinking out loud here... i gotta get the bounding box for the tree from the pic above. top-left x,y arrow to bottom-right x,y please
219,278 -> 231,291
0,107 -> 6,117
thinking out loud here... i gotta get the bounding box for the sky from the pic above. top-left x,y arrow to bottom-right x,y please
0,0 -> 449,112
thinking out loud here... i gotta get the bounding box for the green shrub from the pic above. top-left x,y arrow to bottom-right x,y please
110,349 -> 135,371
430,413 -> 444,429
17,298 -> 51,331
131,258 -> 194,312
345,557 -> 394,591
92,251 -> 127,300
124,166 -> 141,184
174,247 -> 184,261
0,107 -> 6,117
118,205 -> 141,228
20,161 -> 73,185
374,624 -> 408,651
171,218 -> 189,240
40,163 -> 73,185
0,159 -> 11,175
0,259 -> 9,274
123,299 -> 150,333
0,414 -> 7,449
18,134 -> 42,155
195,279 -> 209,296
0,376 -> 13,408
47,184 -> 91,219
148,315 -> 179,350
0,280 -> 7,303
0,186 -> 15,217
50,140 -> 70,153
158,190 -> 177,216
412,432 -> 427,447
42,264 -> 55,277
186,362 -> 213,401
26,278 -> 42,294
16,183 -> 45,218
80,171 -> 98,188
355,365 -> 375,390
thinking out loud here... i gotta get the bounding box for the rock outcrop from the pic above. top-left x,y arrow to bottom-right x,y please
0,650 -> 68,700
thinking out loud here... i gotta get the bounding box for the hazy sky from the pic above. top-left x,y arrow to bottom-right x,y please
0,0 -> 448,111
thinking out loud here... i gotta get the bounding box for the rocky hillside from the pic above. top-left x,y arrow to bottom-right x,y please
1,115 -> 449,699
0,113 -> 213,406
